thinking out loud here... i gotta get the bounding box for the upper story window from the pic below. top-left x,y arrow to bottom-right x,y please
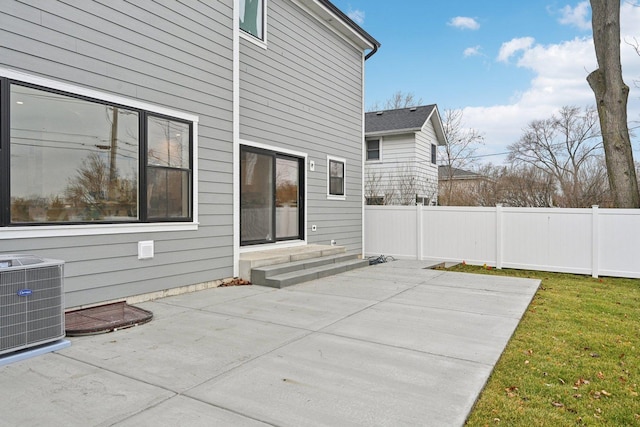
431,143 -> 437,164
240,0 -> 265,41
2,80 -> 193,226
327,156 -> 346,199
366,139 -> 380,161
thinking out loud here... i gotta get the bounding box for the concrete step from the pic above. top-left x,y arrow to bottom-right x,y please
239,245 -> 346,280
252,255 -> 369,288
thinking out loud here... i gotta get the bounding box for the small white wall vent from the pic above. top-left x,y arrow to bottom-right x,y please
138,241 -> 154,260
409,107 -> 417,111
376,111 -> 383,115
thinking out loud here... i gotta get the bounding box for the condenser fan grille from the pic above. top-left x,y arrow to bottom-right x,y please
0,255 -> 65,356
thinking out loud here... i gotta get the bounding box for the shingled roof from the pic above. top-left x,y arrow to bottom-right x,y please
365,105 -> 437,134
438,165 -> 483,181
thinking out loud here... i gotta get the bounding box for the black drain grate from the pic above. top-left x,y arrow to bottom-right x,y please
65,301 -> 153,336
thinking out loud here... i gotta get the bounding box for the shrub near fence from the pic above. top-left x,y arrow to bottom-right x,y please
364,205 -> 640,279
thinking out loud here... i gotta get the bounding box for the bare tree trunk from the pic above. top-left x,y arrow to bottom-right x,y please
587,0 -> 640,207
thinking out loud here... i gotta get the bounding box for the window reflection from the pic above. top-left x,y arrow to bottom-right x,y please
146,116 -> 191,219
239,0 -> 263,39
329,160 -> 345,196
276,157 -> 299,239
240,150 -> 273,242
10,85 -> 139,223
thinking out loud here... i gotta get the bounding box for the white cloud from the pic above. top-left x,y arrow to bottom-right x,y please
497,37 -> 535,63
448,16 -> 480,30
463,1 -> 640,163
347,8 -> 365,25
558,1 -> 591,30
464,46 -> 482,57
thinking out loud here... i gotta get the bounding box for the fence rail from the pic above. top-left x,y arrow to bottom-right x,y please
365,205 -> 640,279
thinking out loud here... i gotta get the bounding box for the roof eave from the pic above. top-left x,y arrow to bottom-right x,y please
423,105 -> 448,146
365,128 -> 422,137
300,0 -> 380,51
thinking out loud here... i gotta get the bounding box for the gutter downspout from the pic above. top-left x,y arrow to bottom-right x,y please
233,0 -> 240,277
364,44 -> 378,61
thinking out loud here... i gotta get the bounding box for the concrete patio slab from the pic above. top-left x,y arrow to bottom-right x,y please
206,289 -> 377,331
0,261 -> 540,426
387,282 -> 536,317
62,308 -> 308,393
339,266 -> 441,285
113,395 -> 270,427
149,284 -> 275,310
0,354 -> 172,426
426,271 -> 541,295
323,301 -> 522,366
187,333 -> 492,427
287,274 -> 414,301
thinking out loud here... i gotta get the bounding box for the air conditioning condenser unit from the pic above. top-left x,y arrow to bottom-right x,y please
0,254 -> 65,356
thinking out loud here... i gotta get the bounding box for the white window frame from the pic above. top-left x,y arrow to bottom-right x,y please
0,68 -> 199,240
239,0 -> 268,49
327,155 -> 346,200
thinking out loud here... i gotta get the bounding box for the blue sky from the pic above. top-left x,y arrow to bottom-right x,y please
331,0 -> 640,163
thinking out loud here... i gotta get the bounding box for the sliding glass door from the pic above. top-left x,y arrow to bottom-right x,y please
240,146 -> 304,245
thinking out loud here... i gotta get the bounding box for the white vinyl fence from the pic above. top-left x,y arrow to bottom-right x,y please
365,205 -> 640,279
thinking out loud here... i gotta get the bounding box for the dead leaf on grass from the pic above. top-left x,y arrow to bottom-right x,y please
504,386 -> 519,398
574,378 -> 590,388
551,401 -> 564,408
597,371 -> 605,379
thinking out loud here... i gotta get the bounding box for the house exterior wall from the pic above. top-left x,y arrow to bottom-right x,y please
239,0 -> 364,251
0,0 -> 370,307
0,0 -> 235,307
415,119 -> 439,203
438,178 -> 486,206
365,125 -> 439,205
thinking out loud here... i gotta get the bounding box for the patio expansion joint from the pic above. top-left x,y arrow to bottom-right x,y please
315,330 -> 494,368
150,287 -> 279,310
55,351 -> 183,396
179,394 -> 280,427
176,327 -> 317,393
419,278 -> 542,297
56,348 -> 280,427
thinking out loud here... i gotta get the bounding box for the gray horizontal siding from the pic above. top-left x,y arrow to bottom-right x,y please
239,0 -> 365,252
0,0 -> 235,307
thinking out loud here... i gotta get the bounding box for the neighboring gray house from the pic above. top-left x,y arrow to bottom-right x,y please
0,0 -> 379,307
365,105 -> 447,205
438,166 -> 489,206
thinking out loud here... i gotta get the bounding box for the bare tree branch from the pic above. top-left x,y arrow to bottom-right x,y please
507,105 -> 608,207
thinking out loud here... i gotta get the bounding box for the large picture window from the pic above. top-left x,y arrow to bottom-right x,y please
1,80 -> 193,226
239,0 -> 265,41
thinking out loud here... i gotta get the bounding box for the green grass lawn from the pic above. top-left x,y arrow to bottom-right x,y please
450,265 -> 640,426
